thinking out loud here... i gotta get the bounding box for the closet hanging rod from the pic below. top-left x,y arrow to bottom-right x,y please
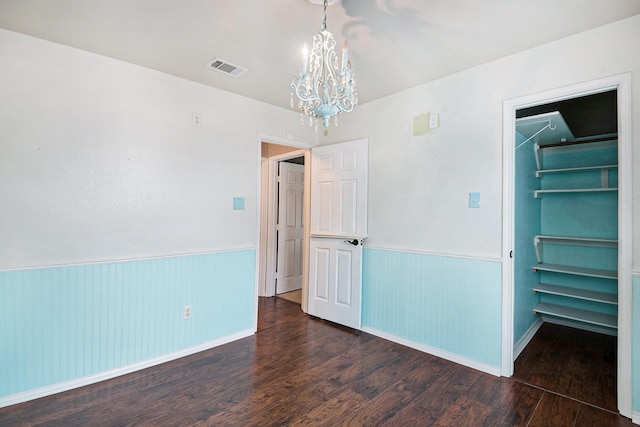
515,121 -> 555,150
515,111 -> 574,150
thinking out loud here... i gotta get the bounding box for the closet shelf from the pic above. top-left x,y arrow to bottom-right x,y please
537,134 -> 618,149
536,164 -> 618,178
533,135 -> 617,171
523,121 -> 619,335
533,283 -> 617,305
534,235 -> 617,246
533,302 -> 617,329
534,188 -> 618,198
533,235 -> 617,263
532,263 -> 617,280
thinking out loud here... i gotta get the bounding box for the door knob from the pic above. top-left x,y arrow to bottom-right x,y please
344,239 -> 360,246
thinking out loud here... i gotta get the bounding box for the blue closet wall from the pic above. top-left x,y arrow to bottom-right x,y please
514,131 -> 542,344
537,143 -> 618,319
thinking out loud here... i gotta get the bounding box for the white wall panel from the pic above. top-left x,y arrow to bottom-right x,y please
0,29 -> 315,269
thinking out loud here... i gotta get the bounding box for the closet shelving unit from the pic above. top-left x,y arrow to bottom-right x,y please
516,111 -> 619,332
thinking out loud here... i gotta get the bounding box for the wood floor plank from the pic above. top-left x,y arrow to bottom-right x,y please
432,395 -> 492,427
528,392 -> 580,427
288,388 -> 370,427
575,403 -> 636,427
340,358 -> 453,426
384,364 -> 481,425
466,374 -> 543,427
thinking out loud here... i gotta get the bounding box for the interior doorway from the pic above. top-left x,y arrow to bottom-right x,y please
275,156 -> 304,303
258,140 -> 310,310
501,74 -> 632,418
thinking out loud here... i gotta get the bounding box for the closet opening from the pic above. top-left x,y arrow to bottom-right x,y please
511,90 -> 620,412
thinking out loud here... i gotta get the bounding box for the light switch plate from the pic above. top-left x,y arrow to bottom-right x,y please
429,113 -> 439,129
233,197 -> 245,210
469,192 -> 480,208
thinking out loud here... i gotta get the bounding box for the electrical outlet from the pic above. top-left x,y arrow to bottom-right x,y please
183,305 -> 192,320
192,112 -> 201,127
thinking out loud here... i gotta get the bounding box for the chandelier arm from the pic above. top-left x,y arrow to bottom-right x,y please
291,74 -> 323,102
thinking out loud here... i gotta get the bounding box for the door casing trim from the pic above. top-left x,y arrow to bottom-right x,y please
501,73 -> 632,417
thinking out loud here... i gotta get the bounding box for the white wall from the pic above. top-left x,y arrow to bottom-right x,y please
0,29 -> 314,269
329,14 -> 640,265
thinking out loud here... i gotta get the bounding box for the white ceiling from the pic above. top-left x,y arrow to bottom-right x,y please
1,0 -> 639,110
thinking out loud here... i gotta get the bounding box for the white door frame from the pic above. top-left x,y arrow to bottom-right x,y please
501,73 -> 632,418
255,134 -> 311,325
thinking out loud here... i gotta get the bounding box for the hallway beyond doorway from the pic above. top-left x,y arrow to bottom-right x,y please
276,289 -> 302,305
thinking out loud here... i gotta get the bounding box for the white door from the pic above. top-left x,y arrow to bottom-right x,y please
308,139 -> 368,329
275,162 -> 304,294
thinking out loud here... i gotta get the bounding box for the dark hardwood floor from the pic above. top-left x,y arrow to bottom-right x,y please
513,322 -> 618,413
0,297 -> 633,426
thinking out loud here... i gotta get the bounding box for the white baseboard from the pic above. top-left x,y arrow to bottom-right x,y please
633,411 -> 640,425
0,329 -> 254,409
361,326 -> 501,377
513,318 -> 543,360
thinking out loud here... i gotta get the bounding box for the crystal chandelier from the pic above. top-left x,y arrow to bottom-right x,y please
290,0 -> 357,128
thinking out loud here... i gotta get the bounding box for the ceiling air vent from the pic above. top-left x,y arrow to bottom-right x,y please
206,58 -> 247,77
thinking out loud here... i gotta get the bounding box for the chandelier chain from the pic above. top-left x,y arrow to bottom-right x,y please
322,0 -> 328,30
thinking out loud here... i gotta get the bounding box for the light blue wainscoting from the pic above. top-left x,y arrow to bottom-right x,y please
0,250 -> 256,400
362,248 -> 502,371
